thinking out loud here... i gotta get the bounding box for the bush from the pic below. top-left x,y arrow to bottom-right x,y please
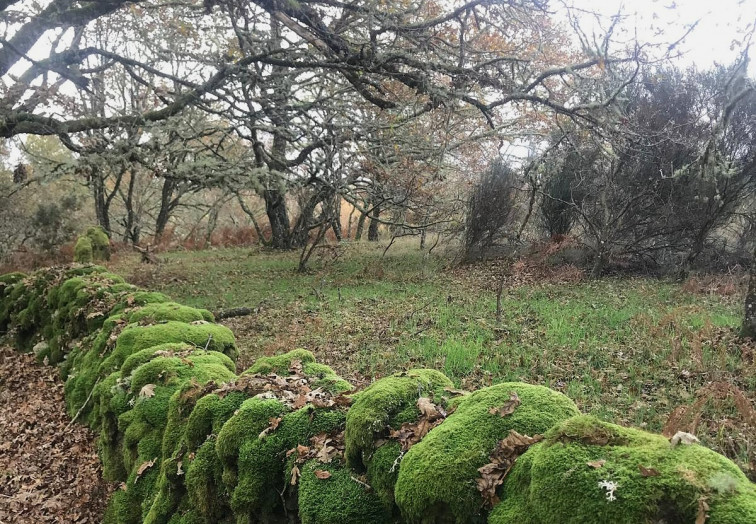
464,160 -> 519,259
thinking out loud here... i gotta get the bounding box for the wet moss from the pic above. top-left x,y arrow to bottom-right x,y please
394,382 -> 580,523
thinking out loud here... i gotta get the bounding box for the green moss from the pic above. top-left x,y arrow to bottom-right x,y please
100,321 -> 237,378
109,292 -> 170,317
128,303 -> 214,325
496,415 -> 756,524
215,397 -> 288,491
243,348 -> 318,375
74,236 -> 94,263
298,460 -> 390,524
232,405 -> 347,520
366,441 -> 403,512
108,352 -> 236,522
86,225 -> 111,261
394,382 -> 580,523
302,362 -> 354,394
344,369 -> 454,471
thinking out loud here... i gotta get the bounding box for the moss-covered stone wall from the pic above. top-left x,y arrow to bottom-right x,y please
1,266 -> 755,523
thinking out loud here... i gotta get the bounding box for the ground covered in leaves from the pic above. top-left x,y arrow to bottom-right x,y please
0,346 -> 113,523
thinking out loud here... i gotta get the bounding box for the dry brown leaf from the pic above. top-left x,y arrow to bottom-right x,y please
476,430 -> 542,507
638,465 -> 660,477
313,469 -> 332,480
417,397 -> 441,418
289,359 -> 303,375
290,465 -> 301,485
488,392 -> 521,417
139,384 -> 156,398
135,458 -> 156,481
696,497 -> 709,524
258,417 -> 282,439
587,459 -> 606,469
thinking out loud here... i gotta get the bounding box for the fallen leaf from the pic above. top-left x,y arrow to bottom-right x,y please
477,430 -> 542,507
587,459 -> 606,469
314,469 -> 332,479
696,497 -> 709,524
638,465 -> 660,477
258,417 -> 282,439
139,384 -> 156,398
135,458 -> 156,481
290,465 -> 301,485
488,392 -> 521,417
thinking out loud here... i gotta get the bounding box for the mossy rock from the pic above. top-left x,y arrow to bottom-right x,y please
216,397 -> 288,491
101,321 -> 237,377
345,369 -> 454,472
106,351 -> 237,522
487,415 -> 756,524
298,460 -> 390,524
232,404 -> 347,520
394,382 -> 580,524
74,236 -> 94,263
242,349 -> 353,394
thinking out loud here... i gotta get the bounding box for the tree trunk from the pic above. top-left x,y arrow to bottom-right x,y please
264,188 -> 291,249
155,178 -> 177,242
744,250 -> 756,338
368,205 -> 381,241
355,211 -> 367,241
331,196 -> 342,241
92,175 -> 111,235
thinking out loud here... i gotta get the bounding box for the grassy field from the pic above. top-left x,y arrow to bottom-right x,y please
108,240 -> 755,478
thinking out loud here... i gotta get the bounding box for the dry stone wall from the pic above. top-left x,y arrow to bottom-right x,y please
1,266 -> 754,524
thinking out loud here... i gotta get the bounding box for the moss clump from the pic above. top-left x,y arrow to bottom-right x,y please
298,460 -> 390,524
366,441 -> 403,512
86,225 -> 111,261
486,415 -> 756,524
100,321 -> 237,377
215,397 -> 288,490
243,348 -> 318,375
74,236 -> 94,263
345,369 -> 454,471
128,303 -> 214,325
103,351 -> 237,523
395,382 -> 580,523
242,349 -> 353,395
233,405 -> 347,520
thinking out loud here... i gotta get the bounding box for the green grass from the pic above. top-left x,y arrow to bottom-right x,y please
108,240 -> 755,479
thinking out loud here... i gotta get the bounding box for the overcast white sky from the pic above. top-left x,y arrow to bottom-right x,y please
565,0 -> 756,73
